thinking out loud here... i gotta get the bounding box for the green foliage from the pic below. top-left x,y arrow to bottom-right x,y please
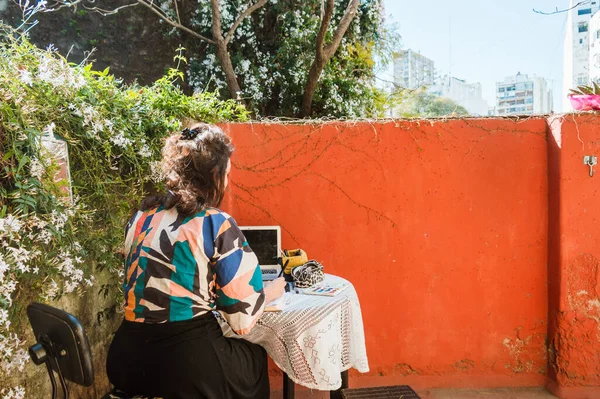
569,82 -> 600,96
0,24 -> 247,385
183,0 -> 395,118
394,89 -> 470,118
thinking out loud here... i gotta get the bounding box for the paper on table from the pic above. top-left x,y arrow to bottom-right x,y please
265,293 -> 289,312
300,282 -> 349,296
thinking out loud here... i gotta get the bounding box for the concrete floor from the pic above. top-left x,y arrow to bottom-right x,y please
270,387 -> 558,398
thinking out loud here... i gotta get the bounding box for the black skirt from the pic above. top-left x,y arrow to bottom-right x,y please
106,313 -> 270,399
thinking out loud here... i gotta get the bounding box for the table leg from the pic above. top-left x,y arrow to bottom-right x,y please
283,372 -> 295,399
330,370 -> 349,399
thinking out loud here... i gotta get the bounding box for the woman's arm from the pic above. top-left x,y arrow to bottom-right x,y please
264,277 -> 286,304
210,211 -> 268,335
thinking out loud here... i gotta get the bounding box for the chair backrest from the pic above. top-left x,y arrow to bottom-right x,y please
27,302 -> 94,386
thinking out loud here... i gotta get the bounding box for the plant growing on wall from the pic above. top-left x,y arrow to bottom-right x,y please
0,24 -> 247,395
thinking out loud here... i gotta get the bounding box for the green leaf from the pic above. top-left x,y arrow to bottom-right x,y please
16,155 -> 29,173
2,150 -> 14,161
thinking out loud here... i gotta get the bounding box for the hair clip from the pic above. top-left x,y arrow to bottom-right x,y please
181,128 -> 200,141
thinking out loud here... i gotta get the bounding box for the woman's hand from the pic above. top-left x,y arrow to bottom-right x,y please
264,277 -> 286,304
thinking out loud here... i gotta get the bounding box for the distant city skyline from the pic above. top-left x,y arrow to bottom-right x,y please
393,49 -> 435,90
380,0 -> 566,112
495,72 -> 553,115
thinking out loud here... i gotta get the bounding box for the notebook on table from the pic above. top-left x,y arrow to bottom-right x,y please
265,293 -> 291,312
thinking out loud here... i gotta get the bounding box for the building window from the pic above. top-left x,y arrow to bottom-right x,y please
579,8 -> 592,15
499,87 -> 505,92
579,22 -> 589,33
581,38 -> 584,44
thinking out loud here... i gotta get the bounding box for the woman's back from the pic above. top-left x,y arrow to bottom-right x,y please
123,206 -> 265,335
107,124 -> 280,398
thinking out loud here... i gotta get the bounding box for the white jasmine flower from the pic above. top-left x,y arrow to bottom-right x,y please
29,157 -> 44,179
42,122 -> 55,136
0,257 -> 9,281
64,280 -> 77,293
0,309 -> 8,328
110,132 -> 132,148
18,69 -> 32,85
138,144 -> 152,158
0,215 -> 22,235
43,280 -> 59,300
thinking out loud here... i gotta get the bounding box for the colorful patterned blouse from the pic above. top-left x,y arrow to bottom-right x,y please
122,206 -> 265,335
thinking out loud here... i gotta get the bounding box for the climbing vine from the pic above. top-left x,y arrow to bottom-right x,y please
0,25 -> 247,396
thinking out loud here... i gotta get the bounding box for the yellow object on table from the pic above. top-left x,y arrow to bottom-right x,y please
281,249 -> 308,274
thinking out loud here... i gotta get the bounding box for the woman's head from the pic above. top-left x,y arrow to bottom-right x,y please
142,123 -> 234,215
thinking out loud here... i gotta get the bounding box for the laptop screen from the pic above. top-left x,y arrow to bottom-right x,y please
240,227 -> 280,266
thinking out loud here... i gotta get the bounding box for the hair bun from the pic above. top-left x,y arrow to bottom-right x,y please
181,127 -> 201,141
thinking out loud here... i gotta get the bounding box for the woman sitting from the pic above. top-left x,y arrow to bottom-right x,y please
106,123 -> 286,399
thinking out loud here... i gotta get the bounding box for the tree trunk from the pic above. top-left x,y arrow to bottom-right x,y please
301,59 -> 327,117
300,0 -> 360,118
210,0 -> 243,103
214,40 -> 243,100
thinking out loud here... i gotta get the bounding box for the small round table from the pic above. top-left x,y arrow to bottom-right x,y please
217,274 -> 369,398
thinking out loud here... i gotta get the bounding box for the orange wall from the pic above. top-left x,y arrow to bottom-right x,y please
547,115 -> 600,399
220,120 -> 550,390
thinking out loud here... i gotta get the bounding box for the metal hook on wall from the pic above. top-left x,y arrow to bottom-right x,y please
584,156 -> 597,177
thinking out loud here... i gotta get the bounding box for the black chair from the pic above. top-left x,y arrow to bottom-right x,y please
26,302 -> 155,399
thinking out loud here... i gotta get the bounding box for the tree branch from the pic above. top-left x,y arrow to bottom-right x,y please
43,0 -> 84,12
173,0 -> 181,25
210,0 -> 243,100
44,0 -> 138,14
533,1 -> 590,15
301,0 -> 361,117
137,0 -> 215,44
324,0 -> 359,58
315,0 -> 335,61
210,0 -> 224,41
224,0 -> 269,45
82,2 -> 138,16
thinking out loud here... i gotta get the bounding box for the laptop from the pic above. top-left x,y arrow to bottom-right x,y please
239,226 -> 282,281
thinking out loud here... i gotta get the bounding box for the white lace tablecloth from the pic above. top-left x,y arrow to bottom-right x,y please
216,274 -> 369,391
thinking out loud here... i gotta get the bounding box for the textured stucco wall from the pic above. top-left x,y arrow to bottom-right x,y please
15,117 -> 600,398
221,120 -> 549,390
547,115 -> 600,399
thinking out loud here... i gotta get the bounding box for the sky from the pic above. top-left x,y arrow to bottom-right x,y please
380,0 -> 569,112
